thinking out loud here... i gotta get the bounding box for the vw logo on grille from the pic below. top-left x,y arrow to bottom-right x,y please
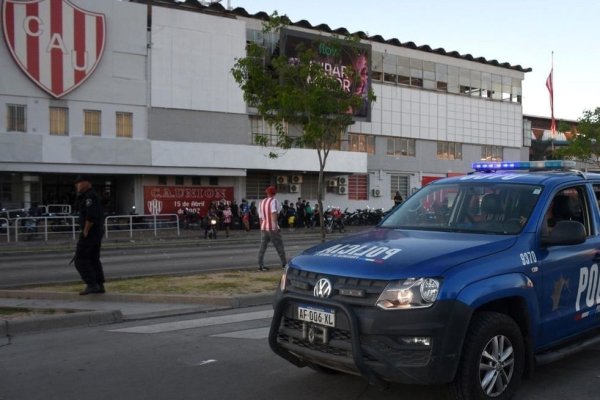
313,278 -> 333,298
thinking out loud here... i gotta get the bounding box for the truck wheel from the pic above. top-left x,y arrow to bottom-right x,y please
449,312 -> 524,400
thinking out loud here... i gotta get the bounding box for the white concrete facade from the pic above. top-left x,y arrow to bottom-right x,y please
0,0 -> 528,213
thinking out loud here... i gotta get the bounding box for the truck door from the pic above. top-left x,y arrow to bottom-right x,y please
537,185 -> 600,347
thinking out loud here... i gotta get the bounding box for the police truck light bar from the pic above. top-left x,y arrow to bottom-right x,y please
472,160 -> 576,171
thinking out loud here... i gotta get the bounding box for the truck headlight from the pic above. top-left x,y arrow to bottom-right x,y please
376,278 -> 440,310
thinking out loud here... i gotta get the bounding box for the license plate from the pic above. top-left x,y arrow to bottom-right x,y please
297,305 -> 335,327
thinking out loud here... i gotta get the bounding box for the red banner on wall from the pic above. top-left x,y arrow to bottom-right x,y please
143,186 -> 234,216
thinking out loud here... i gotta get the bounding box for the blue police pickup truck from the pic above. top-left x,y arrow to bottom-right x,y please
269,160 -> 600,400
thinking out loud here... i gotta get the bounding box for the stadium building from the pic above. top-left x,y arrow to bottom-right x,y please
0,0 -> 531,217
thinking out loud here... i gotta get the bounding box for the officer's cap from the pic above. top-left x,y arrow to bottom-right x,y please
74,175 -> 91,184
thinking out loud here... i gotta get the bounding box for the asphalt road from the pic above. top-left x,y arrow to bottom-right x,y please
1,305 -> 598,400
0,228 -> 354,287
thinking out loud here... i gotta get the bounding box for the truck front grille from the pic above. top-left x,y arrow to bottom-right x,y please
285,267 -> 387,306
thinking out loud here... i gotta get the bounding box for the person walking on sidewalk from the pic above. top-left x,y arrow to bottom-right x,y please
73,175 -> 106,295
257,186 -> 287,271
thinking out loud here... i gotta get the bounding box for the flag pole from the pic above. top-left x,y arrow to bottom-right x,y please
547,51 -> 555,153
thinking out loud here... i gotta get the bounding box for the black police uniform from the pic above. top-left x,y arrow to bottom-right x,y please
74,187 -> 105,293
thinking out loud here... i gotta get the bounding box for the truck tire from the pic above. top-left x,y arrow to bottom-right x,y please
449,311 -> 524,400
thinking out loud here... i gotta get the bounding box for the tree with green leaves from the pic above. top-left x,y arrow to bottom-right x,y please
556,108 -> 600,167
231,13 -> 376,241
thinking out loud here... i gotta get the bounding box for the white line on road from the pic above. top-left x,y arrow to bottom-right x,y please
108,309 -> 273,334
210,327 -> 270,340
195,359 -> 218,366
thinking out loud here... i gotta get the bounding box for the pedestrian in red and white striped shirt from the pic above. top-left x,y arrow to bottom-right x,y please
257,186 -> 287,271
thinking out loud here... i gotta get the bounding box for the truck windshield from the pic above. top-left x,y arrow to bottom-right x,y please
381,182 -> 543,234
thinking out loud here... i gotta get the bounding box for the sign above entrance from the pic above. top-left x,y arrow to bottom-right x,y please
144,186 -> 234,217
2,0 -> 106,98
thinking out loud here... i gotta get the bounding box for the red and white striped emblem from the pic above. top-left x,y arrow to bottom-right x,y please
2,0 -> 106,98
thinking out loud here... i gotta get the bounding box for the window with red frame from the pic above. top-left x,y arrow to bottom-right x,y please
348,174 -> 368,200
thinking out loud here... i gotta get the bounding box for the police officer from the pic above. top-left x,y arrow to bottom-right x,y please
73,175 -> 106,295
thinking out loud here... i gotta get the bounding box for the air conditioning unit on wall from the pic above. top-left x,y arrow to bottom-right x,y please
372,188 -> 382,197
289,184 -> 300,193
327,179 -> 338,187
291,175 -> 303,184
276,176 -> 288,184
338,176 -> 348,186
338,186 -> 347,195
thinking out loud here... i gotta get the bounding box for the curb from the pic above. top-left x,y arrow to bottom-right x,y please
0,289 -> 274,308
0,290 -> 274,334
0,309 -> 122,336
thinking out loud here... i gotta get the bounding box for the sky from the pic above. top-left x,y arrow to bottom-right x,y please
229,0 -> 599,122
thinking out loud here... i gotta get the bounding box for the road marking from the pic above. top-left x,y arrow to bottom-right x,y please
195,359 -> 217,366
109,309 -> 273,334
211,327 -> 270,340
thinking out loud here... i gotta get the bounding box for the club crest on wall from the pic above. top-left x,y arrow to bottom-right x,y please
2,0 -> 106,98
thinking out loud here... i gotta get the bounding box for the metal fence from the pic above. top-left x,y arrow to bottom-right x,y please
0,213 -> 180,243
13,216 -> 78,242
104,214 -> 180,239
0,217 -> 9,243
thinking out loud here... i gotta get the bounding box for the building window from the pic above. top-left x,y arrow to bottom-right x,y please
348,174 -> 368,200
192,177 -> 202,185
357,51 -> 522,103
246,172 -> 271,200
305,175 -> 319,199
49,107 -> 68,136
158,176 -> 167,185
387,137 -> 415,157
116,112 -> 133,138
390,174 -> 410,200
83,110 -> 101,136
175,176 -> 184,185
437,141 -> 463,160
481,145 -> 503,161
250,116 -> 288,146
7,104 -> 26,132
209,176 -> 219,186
348,133 -> 375,154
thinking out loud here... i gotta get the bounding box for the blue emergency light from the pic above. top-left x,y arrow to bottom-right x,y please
471,160 -> 576,172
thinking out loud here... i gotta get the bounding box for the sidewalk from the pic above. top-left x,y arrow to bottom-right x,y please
0,289 -> 274,336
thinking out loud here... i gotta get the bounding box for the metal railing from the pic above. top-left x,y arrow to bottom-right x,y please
0,213 -> 181,242
0,217 -> 9,243
104,213 -> 180,239
44,204 -> 72,215
13,216 -> 78,242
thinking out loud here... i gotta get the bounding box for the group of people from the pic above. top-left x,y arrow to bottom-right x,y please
194,198 -> 259,239
279,198 -> 319,229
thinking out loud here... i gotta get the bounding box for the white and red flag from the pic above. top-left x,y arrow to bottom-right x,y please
2,0 -> 106,98
546,67 -> 556,135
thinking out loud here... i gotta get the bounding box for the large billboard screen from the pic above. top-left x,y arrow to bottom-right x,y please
280,29 -> 372,121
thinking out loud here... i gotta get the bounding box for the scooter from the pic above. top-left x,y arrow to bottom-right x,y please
208,217 -> 218,239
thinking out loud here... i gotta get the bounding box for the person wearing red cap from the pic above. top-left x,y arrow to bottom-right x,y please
257,185 -> 287,271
